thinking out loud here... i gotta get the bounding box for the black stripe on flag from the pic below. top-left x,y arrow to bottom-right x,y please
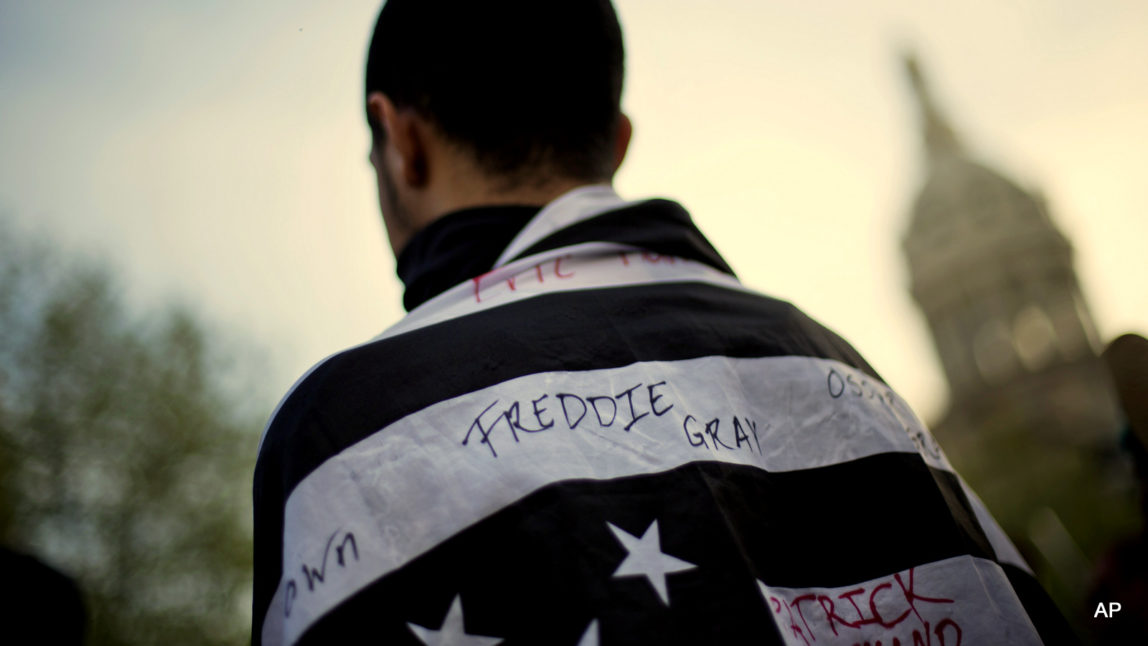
297,455 -> 994,645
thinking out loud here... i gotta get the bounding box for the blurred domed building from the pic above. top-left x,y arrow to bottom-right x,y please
899,54 -> 1135,628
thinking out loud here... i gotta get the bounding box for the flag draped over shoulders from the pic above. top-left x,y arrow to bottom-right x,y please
253,186 -> 1068,645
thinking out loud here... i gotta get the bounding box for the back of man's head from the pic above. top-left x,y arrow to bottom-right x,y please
365,0 -> 625,188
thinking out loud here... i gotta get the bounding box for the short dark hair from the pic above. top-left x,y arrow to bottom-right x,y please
365,0 -> 625,186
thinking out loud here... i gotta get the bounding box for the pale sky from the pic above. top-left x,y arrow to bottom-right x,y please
2,0 -> 1146,424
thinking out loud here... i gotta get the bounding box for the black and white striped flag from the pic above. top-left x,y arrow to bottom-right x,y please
254,187 -> 1070,645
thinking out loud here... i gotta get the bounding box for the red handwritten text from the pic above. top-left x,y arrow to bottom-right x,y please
765,567 -> 961,646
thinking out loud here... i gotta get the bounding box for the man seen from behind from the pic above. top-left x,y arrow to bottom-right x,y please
253,1 -> 1076,643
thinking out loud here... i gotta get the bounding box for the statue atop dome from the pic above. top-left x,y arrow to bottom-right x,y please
903,52 -> 964,160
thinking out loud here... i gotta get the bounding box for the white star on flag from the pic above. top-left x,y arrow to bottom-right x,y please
608,519 -> 696,605
407,594 -> 502,646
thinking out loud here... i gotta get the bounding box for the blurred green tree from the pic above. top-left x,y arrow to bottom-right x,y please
0,218 -> 263,644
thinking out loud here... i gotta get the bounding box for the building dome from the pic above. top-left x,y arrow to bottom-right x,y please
900,53 -> 1071,298
899,54 -> 1113,437
908,155 -> 1051,240
904,153 -> 1073,312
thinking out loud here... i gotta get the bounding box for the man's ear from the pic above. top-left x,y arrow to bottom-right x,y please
366,91 -> 430,188
612,113 -> 633,175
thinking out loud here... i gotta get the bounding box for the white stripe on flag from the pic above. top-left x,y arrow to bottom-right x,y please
381,241 -> 746,340
759,555 -> 1042,645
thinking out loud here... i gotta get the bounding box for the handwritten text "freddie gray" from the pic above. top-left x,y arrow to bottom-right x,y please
461,379 -> 765,460
462,382 -> 673,457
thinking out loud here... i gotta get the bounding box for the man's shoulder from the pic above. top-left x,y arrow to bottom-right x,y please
256,334 -> 409,457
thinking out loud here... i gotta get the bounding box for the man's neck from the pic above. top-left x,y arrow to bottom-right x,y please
428,176 -> 597,225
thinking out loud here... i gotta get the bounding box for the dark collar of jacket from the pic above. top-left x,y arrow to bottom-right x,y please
396,195 -> 736,312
